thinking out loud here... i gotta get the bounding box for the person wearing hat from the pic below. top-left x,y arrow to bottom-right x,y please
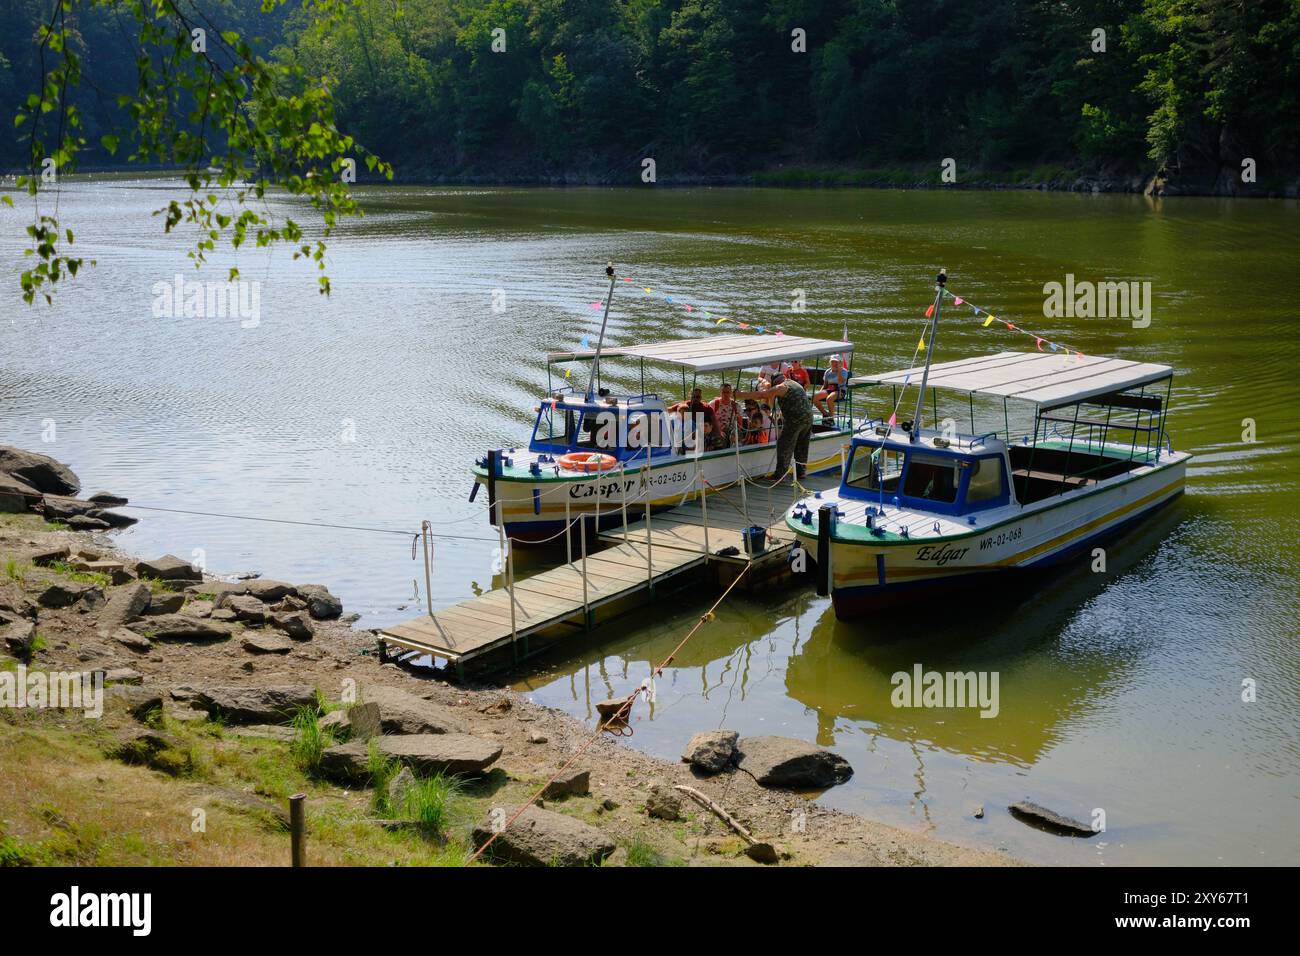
814,354 -> 849,425
735,371 -> 814,480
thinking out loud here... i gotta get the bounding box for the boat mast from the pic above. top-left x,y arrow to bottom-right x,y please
910,269 -> 946,444
587,262 -> 617,402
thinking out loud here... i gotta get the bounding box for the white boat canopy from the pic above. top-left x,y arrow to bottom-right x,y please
547,334 -> 853,373
851,351 -> 1173,410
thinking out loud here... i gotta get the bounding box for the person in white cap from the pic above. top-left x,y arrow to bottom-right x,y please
813,354 -> 848,424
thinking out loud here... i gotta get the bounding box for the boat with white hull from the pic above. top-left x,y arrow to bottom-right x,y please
472,332 -> 856,543
787,273 -> 1190,619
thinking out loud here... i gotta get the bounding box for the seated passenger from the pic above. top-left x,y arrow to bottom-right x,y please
744,409 -> 770,445
813,355 -> 848,424
786,359 -> 811,388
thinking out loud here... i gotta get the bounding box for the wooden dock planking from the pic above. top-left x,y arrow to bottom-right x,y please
378,473 -> 841,671
378,540 -> 704,666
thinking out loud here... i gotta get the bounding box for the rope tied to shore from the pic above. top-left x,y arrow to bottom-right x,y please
466,561 -> 752,865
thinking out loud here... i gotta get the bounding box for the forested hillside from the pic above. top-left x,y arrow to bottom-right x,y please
3,0 -> 1298,192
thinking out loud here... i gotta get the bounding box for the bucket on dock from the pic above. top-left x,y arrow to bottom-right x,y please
742,525 -> 767,556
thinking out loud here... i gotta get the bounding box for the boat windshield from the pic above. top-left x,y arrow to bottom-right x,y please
846,446 -> 903,492
902,452 -> 960,504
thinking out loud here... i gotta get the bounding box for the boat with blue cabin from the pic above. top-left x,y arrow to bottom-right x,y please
472,333 -> 856,543
787,273 -> 1191,619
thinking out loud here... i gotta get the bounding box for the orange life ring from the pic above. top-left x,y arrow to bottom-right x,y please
558,451 -> 618,473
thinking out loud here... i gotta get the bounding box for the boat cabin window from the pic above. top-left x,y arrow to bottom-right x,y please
534,403 -> 572,445
965,456 -> 1005,504
847,447 -> 903,492
902,453 -> 960,504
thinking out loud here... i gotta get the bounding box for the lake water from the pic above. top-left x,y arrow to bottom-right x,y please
2,178 -> 1297,865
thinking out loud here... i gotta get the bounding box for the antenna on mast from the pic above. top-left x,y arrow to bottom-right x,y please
909,268 -> 946,444
587,261 -> 617,402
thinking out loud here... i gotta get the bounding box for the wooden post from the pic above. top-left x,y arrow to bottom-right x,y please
620,460 -> 629,539
420,520 -> 434,618
486,449 -> 499,515
289,793 -> 306,867
507,542 -> 518,644
580,516 -> 589,620
699,463 -> 709,555
565,494 -> 572,565
734,416 -> 748,515
816,504 -> 833,597
645,494 -> 653,585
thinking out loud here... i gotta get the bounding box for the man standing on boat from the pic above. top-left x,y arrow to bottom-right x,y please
736,372 -> 814,481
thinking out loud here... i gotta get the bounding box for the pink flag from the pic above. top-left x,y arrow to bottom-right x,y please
1035,337 -> 1044,351
954,297 -> 964,306
887,412 -> 897,428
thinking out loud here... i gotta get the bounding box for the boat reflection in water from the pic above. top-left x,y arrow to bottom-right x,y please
519,495 -> 1188,776
783,499 -> 1189,767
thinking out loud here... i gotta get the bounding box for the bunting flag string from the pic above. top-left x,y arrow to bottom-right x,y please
940,288 -> 1086,361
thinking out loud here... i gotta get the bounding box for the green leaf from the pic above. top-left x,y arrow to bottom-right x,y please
101,134 -> 119,155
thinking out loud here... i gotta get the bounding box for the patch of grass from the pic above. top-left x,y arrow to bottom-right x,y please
289,705 -> 332,773
47,560 -> 111,589
624,834 -> 680,867
0,834 -> 51,866
366,740 -> 400,816
0,716 -> 477,866
3,558 -> 27,585
141,577 -> 183,595
397,773 -> 464,836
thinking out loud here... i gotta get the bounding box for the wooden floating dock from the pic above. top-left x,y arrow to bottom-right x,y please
378,472 -> 838,675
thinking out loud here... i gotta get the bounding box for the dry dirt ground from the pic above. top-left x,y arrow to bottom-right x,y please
1,511 -> 1015,867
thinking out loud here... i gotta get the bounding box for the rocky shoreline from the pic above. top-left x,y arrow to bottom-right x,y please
2,445 -> 1014,866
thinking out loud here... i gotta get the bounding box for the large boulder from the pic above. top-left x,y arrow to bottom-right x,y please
361,685 -> 468,735
0,474 -> 40,513
136,554 -> 202,582
471,806 -> 614,867
2,620 -> 37,657
646,782 -> 684,821
0,581 -> 36,621
104,685 -> 163,722
319,702 -> 381,742
42,496 -> 102,522
245,579 -> 297,602
189,685 -> 317,724
271,610 -> 313,641
1009,801 -> 1098,838
734,736 -> 853,789
130,614 -> 233,642
298,584 -> 343,620
320,733 -> 502,781
681,729 -> 739,774
242,634 -> 292,655
143,591 -> 184,615
37,581 -> 101,609
98,582 -> 152,631
0,446 -> 80,495
218,592 -> 268,624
